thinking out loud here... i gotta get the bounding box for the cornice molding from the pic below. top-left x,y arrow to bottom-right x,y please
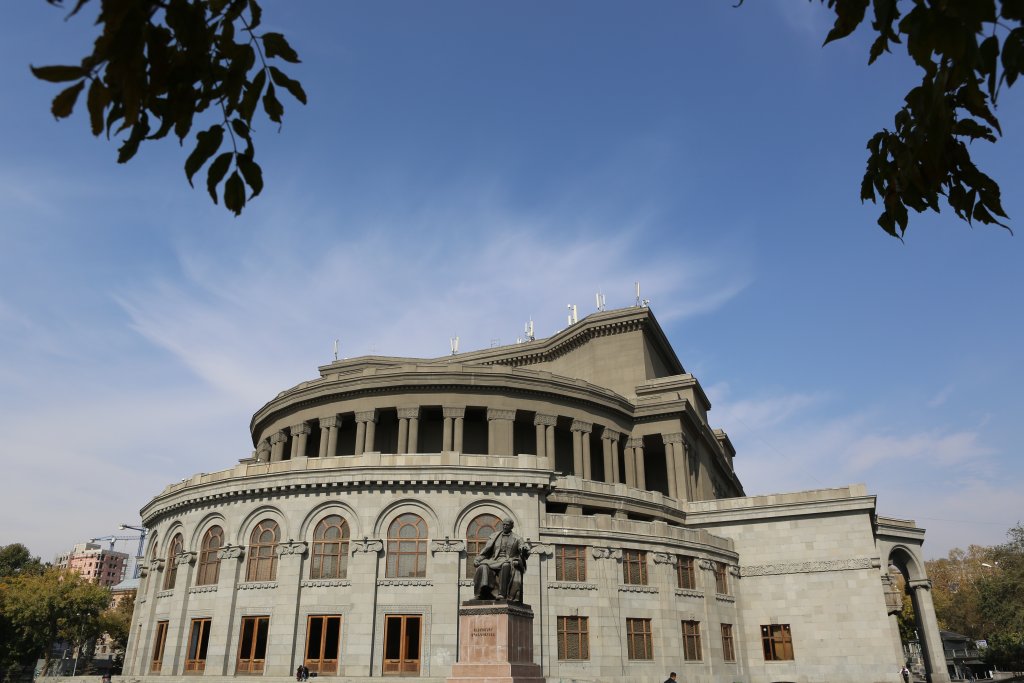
740,557 -> 876,577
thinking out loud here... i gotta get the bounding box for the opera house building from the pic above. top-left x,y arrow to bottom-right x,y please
122,306 -> 949,683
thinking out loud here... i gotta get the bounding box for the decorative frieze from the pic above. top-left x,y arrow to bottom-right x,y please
618,584 -> 659,594
442,406 -> 465,418
486,408 -> 515,421
526,542 -> 554,557
189,585 -> 218,595
548,582 -> 598,591
397,407 -> 420,419
698,559 -> 716,571
155,590 -> 173,599
740,557 -> 876,577
715,594 -> 736,603
431,538 -> 465,554
533,413 -> 557,427
237,581 -> 278,590
301,579 -> 351,588
591,547 -> 622,560
570,419 -> 592,433
377,579 -> 433,587
652,552 -> 676,565
675,588 -> 703,599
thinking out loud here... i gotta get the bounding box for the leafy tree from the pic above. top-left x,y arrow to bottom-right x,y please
986,630 -> 1024,674
34,1 -> 1021,237
33,0 -> 306,216
0,568 -> 111,676
98,590 -> 135,656
0,544 -> 44,579
926,544 -> 996,638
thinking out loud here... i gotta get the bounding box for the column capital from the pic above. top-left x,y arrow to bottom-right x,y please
174,551 -> 197,566
486,408 -> 516,421
625,436 -> 644,449
270,430 -> 288,444
601,427 -> 622,442
653,552 -> 676,565
397,407 -> 420,420
570,419 -> 593,433
276,540 -> 308,557
218,544 -> 245,560
355,409 -> 378,424
662,432 -> 684,445
591,546 -> 622,560
908,579 -> 933,591
430,538 -> 466,554
352,538 -> 384,554
442,406 -> 465,419
289,423 -> 311,437
318,415 -> 341,429
533,413 -> 557,427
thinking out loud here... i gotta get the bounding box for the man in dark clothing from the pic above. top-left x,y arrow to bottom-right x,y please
664,673 -> 677,683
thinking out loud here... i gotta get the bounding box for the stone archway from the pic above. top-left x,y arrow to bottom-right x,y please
877,518 -> 951,683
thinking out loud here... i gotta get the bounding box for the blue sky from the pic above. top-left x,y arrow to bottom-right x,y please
1,1 -> 1021,563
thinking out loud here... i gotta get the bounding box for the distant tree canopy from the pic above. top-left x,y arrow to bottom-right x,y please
33,0 -> 1022,238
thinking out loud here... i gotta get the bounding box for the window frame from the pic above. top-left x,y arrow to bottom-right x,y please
185,618 -> 211,673
676,555 -> 696,590
713,562 -> 729,594
304,614 -> 343,674
622,549 -> 648,586
682,620 -> 702,661
555,545 -> 587,582
625,618 -> 653,660
556,616 -> 590,660
163,534 -> 183,590
311,515 -> 350,580
246,520 -> 279,582
386,513 -> 428,579
761,624 -> 795,661
721,623 -> 736,662
236,615 -> 270,674
150,621 -> 168,673
197,525 -> 223,586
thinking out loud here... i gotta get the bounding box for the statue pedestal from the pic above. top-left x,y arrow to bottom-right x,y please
446,601 -> 545,683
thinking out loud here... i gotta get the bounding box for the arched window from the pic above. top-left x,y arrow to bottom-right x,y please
140,539 -> 158,594
163,534 -> 183,590
386,513 -> 428,578
311,515 -> 350,579
196,526 -> 223,585
246,520 -> 279,582
465,514 -> 501,578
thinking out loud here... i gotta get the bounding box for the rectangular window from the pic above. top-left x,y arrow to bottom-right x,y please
556,616 -> 589,660
305,615 -> 342,674
625,618 -> 653,660
237,616 -> 270,674
761,624 -> 794,661
555,545 -> 586,582
682,620 -> 702,661
150,621 -> 168,673
185,618 -> 211,673
622,550 -> 647,585
383,615 -> 421,676
721,624 -> 736,662
713,562 -> 729,594
676,555 -> 696,590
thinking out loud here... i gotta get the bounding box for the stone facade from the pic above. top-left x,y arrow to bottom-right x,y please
122,307 -> 947,683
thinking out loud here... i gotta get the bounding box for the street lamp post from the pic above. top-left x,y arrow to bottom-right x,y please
120,524 -> 148,579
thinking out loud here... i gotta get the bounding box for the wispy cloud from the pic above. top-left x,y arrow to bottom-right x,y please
927,383 -> 955,408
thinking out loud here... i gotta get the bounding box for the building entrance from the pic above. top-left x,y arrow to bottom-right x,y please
383,614 -> 421,676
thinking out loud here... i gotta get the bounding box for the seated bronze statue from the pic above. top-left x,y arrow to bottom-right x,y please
472,518 -> 529,602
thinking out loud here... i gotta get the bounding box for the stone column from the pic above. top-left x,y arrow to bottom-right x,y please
533,414 -> 556,459
602,428 -> 621,484
290,423 -> 311,460
398,407 -> 419,454
207,544 -> 245,675
909,580 -> 952,683
487,408 -> 516,455
626,437 -> 645,490
270,430 -> 288,462
348,539 -> 383,676
571,420 -> 592,478
255,439 -> 271,463
686,439 -> 700,500
444,406 -> 464,452
663,433 -> 687,501
355,410 -> 378,454
319,416 -> 340,458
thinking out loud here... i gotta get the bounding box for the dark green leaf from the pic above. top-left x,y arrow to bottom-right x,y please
206,152 -> 233,203
116,116 -> 150,163
239,69 -> 266,123
31,64 -> 88,83
262,81 -> 284,123
184,125 -> 225,186
86,79 -> 109,135
822,0 -> 869,46
236,154 -> 263,197
231,118 -> 251,140
268,66 -> 307,104
224,170 -> 246,215
262,32 -> 300,63
248,0 -> 262,28
50,80 -> 85,119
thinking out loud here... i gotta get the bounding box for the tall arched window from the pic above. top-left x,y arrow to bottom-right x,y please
140,539 -> 158,594
311,515 -> 350,579
465,514 -> 501,578
386,513 -> 427,578
163,534 -> 183,590
196,526 -> 223,585
246,520 -> 279,582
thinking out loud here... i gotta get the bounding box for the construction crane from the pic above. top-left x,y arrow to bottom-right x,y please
90,527 -> 148,579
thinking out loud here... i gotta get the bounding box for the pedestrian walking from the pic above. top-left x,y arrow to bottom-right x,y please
664,673 -> 677,683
